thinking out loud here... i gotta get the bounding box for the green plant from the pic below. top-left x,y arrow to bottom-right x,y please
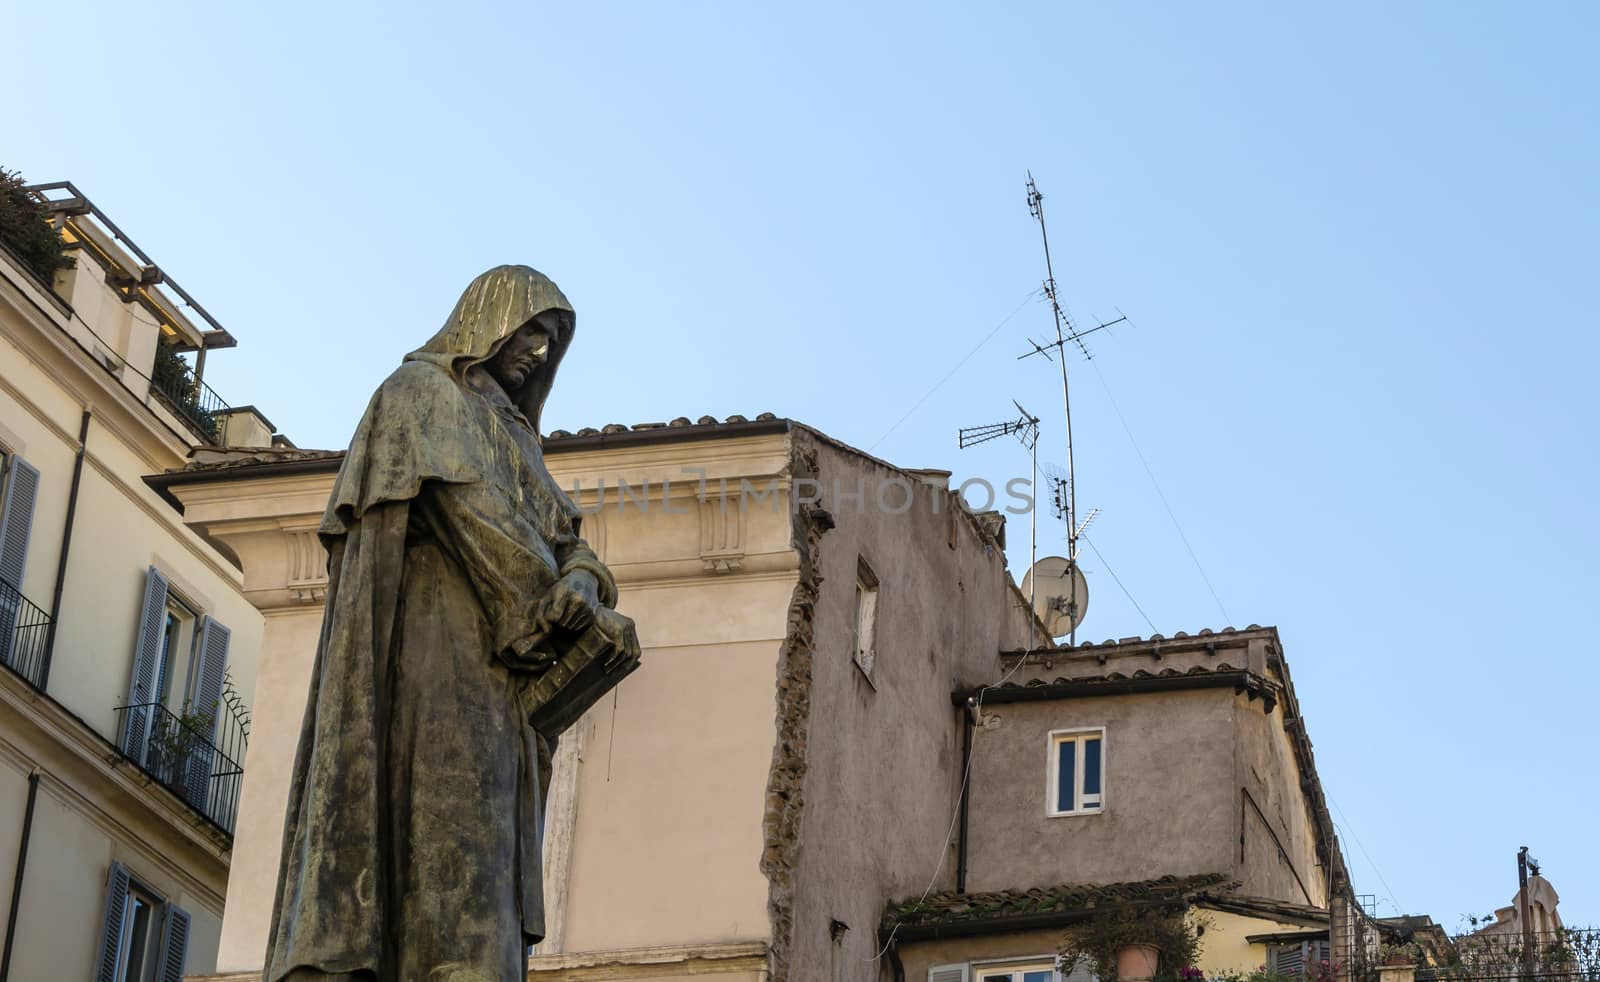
0,168 -> 74,282
1210,968 -> 1297,982
1379,942 -> 1422,966
149,704 -> 217,787
149,341 -> 219,440
1059,907 -> 1206,982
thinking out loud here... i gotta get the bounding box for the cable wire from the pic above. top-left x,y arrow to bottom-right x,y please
1329,794 -> 1404,915
1080,534 -> 1158,636
867,622 -> 1037,962
1088,359 -> 1232,625
868,288 -> 1039,452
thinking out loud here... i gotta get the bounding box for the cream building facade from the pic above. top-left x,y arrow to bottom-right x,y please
0,183 -> 278,981
158,418 -> 1041,982
170,415 -> 1385,982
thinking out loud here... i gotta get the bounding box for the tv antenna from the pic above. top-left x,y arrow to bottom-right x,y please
958,400 -> 1040,450
959,403 -> 1044,646
1018,173 -> 1127,644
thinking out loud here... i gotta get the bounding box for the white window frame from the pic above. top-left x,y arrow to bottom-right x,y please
1046,726 -> 1106,817
156,591 -> 200,713
852,556 -> 879,686
971,956 -> 1061,982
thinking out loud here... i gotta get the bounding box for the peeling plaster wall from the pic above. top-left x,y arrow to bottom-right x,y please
765,432 -> 1034,982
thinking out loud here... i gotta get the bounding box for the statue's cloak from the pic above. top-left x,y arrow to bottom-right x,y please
264,267 -> 611,981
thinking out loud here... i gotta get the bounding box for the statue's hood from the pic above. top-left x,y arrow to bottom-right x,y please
405,264 -> 575,430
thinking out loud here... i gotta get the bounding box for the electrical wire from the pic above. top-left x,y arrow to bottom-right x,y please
1079,534 -> 1158,636
868,288 -> 1040,452
868,623 -> 1036,962
1088,359 -> 1232,626
1329,794 -> 1404,915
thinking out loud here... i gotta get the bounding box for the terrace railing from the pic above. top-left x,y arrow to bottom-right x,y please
114,699 -> 246,836
0,577 -> 51,691
149,347 -> 229,443
1416,928 -> 1600,982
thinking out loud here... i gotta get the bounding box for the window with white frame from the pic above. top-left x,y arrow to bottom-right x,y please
930,956 -> 1096,982
852,557 -> 879,683
1047,727 -> 1105,816
975,961 -> 1057,982
934,959 -> 1094,982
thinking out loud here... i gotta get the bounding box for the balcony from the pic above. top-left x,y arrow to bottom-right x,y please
0,578 -> 52,691
149,344 -> 229,444
114,698 -> 247,836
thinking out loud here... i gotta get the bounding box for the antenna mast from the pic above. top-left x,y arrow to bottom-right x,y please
959,404 -> 1042,647
1020,173 -> 1126,645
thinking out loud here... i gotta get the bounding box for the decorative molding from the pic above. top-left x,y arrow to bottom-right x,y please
698,494 -> 745,573
281,523 -> 328,605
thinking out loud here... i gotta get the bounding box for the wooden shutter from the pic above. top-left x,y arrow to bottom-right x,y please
1061,956 -> 1097,982
93,862 -> 132,982
929,964 -> 970,982
0,454 -> 39,591
1271,943 -> 1306,978
182,616 -> 230,809
123,567 -> 171,760
155,903 -> 191,982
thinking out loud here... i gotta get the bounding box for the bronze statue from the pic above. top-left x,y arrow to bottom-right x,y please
265,266 -> 640,981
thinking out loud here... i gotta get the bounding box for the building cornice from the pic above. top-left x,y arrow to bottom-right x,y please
0,250 -> 196,466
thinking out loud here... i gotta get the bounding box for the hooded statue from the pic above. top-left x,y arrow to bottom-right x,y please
264,266 -> 639,982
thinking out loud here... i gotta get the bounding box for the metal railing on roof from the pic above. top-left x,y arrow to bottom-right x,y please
149,347 -> 229,443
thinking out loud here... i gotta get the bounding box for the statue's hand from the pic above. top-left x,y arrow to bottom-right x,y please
544,570 -> 600,632
593,607 -> 642,670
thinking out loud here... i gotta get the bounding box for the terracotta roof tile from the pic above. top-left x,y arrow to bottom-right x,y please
884,873 -> 1236,932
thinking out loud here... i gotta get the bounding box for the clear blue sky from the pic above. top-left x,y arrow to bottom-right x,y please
11,0 -> 1597,930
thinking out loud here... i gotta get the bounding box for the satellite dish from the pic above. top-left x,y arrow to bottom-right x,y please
1020,555 -> 1089,639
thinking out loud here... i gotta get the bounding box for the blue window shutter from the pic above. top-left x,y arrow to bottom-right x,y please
94,862 -> 131,982
123,568 -> 171,760
156,903 -> 191,982
182,616 -> 229,810
0,454 -> 40,591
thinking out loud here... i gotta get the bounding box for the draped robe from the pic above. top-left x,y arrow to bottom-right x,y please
265,267 -> 617,982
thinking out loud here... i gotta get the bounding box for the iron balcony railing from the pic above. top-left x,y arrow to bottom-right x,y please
0,577 -> 52,691
114,700 -> 246,836
148,348 -> 229,444
1414,928 -> 1600,982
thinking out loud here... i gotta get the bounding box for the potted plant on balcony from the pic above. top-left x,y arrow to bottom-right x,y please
0,168 -> 74,283
147,704 -> 216,794
1379,942 -> 1421,967
1060,907 -> 1204,982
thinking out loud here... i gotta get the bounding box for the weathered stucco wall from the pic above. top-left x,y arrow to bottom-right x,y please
1195,907 -> 1321,975
964,687 -> 1239,894
1233,687 -> 1327,907
774,432 -> 1036,982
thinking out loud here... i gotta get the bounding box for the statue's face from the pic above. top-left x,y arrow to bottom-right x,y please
486,316 -> 555,392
